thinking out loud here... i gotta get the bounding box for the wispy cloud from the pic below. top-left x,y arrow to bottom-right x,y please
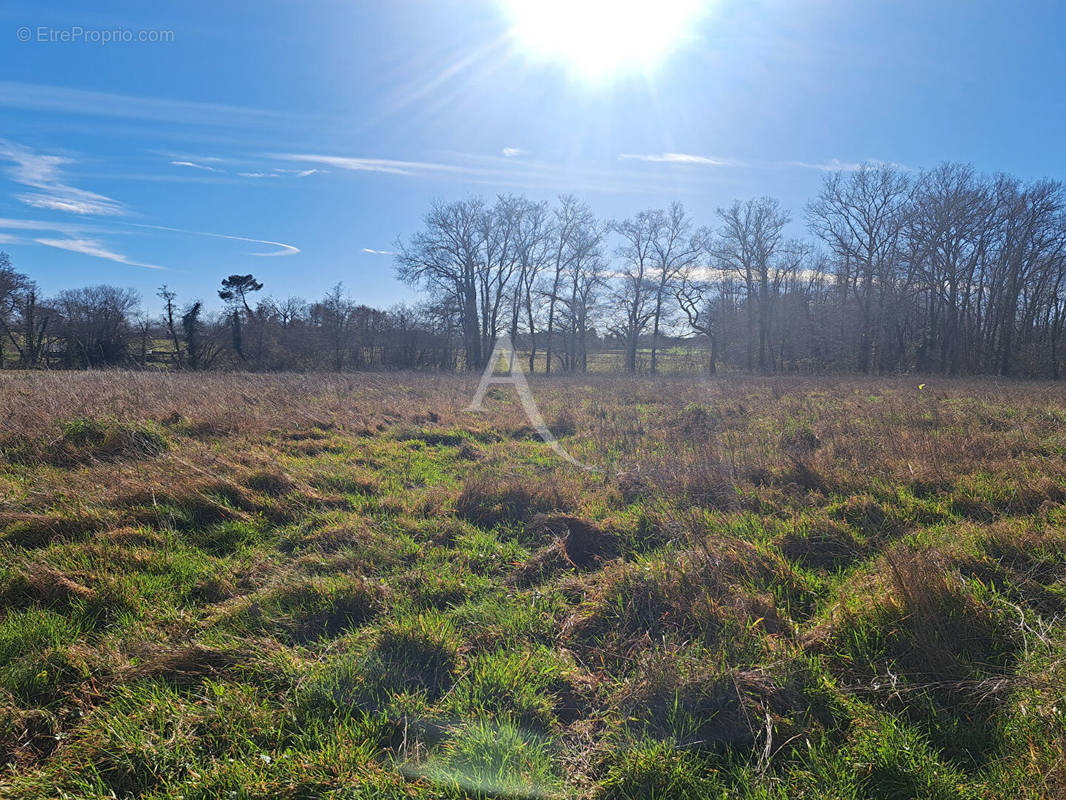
0,217 -> 164,268
785,158 -> 913,172
501,147 -> 526,158
619,152 -> 739,166
171,160 -> 223,173
0,81 -> 292,128
122,222 -> 300,257
0,217 -> 92,234
272,153 -> 492,178
275,168 -> 321,177
273,150 -> 735,196
620,152 -> 911,175
165,154 -> 323,180
0,215 -> 298,268
361,247 -> 395,255
785,158 -> 862,172
238,167 -> 322,179
34,237 -> 163,269
0,139 -> 127,216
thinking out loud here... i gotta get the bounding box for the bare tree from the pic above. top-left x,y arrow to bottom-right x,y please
54,285 -> 140,368
542,196 -> 598,375
396,198 -> 486,369
647,202 -> 707,374
675,270 -> 720,374
158,285 -> 184,368
611,210 -> 660,372
0,253 -> 37,369
807,165 -> 912,373
905,163 -> 994,374
507,198 -> 551,371
715,197 -> 791,373
559,227 -> 606,372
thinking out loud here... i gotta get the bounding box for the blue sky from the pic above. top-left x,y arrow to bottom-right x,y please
0,0 -> 1064,314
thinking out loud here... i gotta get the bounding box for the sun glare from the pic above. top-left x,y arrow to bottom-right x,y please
500,0 -> 707,80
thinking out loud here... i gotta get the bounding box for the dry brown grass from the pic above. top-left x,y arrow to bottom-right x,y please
2,372 -> 1065,517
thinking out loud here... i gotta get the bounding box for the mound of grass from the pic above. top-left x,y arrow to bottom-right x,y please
418,719 -> 561,799
300,614 -> 461,718
455,475 -> 575,528
0,513 -> 104,548
598,740 -> 722,800
245,469 -> 298,496
778,517 -> 865,571
220,575 -> 387,643
118,642 -> 278,689
0,609 -> 90,706
443,645 -> 589,731
2,418 -> 168,467
567,538 -> 794,664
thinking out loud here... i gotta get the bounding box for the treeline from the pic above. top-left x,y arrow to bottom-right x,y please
398,162 -> 1066,377
0,259 -> 453,371
1,162 -> 1064,376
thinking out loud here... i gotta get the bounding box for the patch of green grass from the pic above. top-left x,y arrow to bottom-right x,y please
0,608 -> 88,706
419,719 -> 562,799
219,575 -> 387,643
442,646 -> 580,731
300,613 -> 461,719
598,740 -> 725,800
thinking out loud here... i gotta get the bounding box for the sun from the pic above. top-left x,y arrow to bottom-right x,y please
500,0 -> 707,80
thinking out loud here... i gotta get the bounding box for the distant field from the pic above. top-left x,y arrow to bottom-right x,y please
0,372 -> 1064,799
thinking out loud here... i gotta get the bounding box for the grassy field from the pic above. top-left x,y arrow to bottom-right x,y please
0,372 -> 1064,799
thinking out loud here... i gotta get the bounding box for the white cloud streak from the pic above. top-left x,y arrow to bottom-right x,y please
0,217 -> 163,269
122,222 -> 300,257
237,167 -> 321,179
272,153 -> 496,178
0,81 -> 291,127
33,237 -> 163,269
361,248 -> 395,255
785,158 -> 862,172
0,217 -> 93,234
619,152 -> 739,166
171,160 -> 223,173
271,151 -> 687,195
0,139 -> 126,216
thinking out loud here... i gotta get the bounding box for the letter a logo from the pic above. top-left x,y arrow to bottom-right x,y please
466,334 -> 594,471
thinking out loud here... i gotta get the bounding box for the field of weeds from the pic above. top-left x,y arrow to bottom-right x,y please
0,371 -> 1064,799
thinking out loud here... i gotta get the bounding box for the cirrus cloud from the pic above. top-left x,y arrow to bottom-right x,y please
33,237 -> 163,269
619,152 -> 740,166
0,139 -> 127,216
